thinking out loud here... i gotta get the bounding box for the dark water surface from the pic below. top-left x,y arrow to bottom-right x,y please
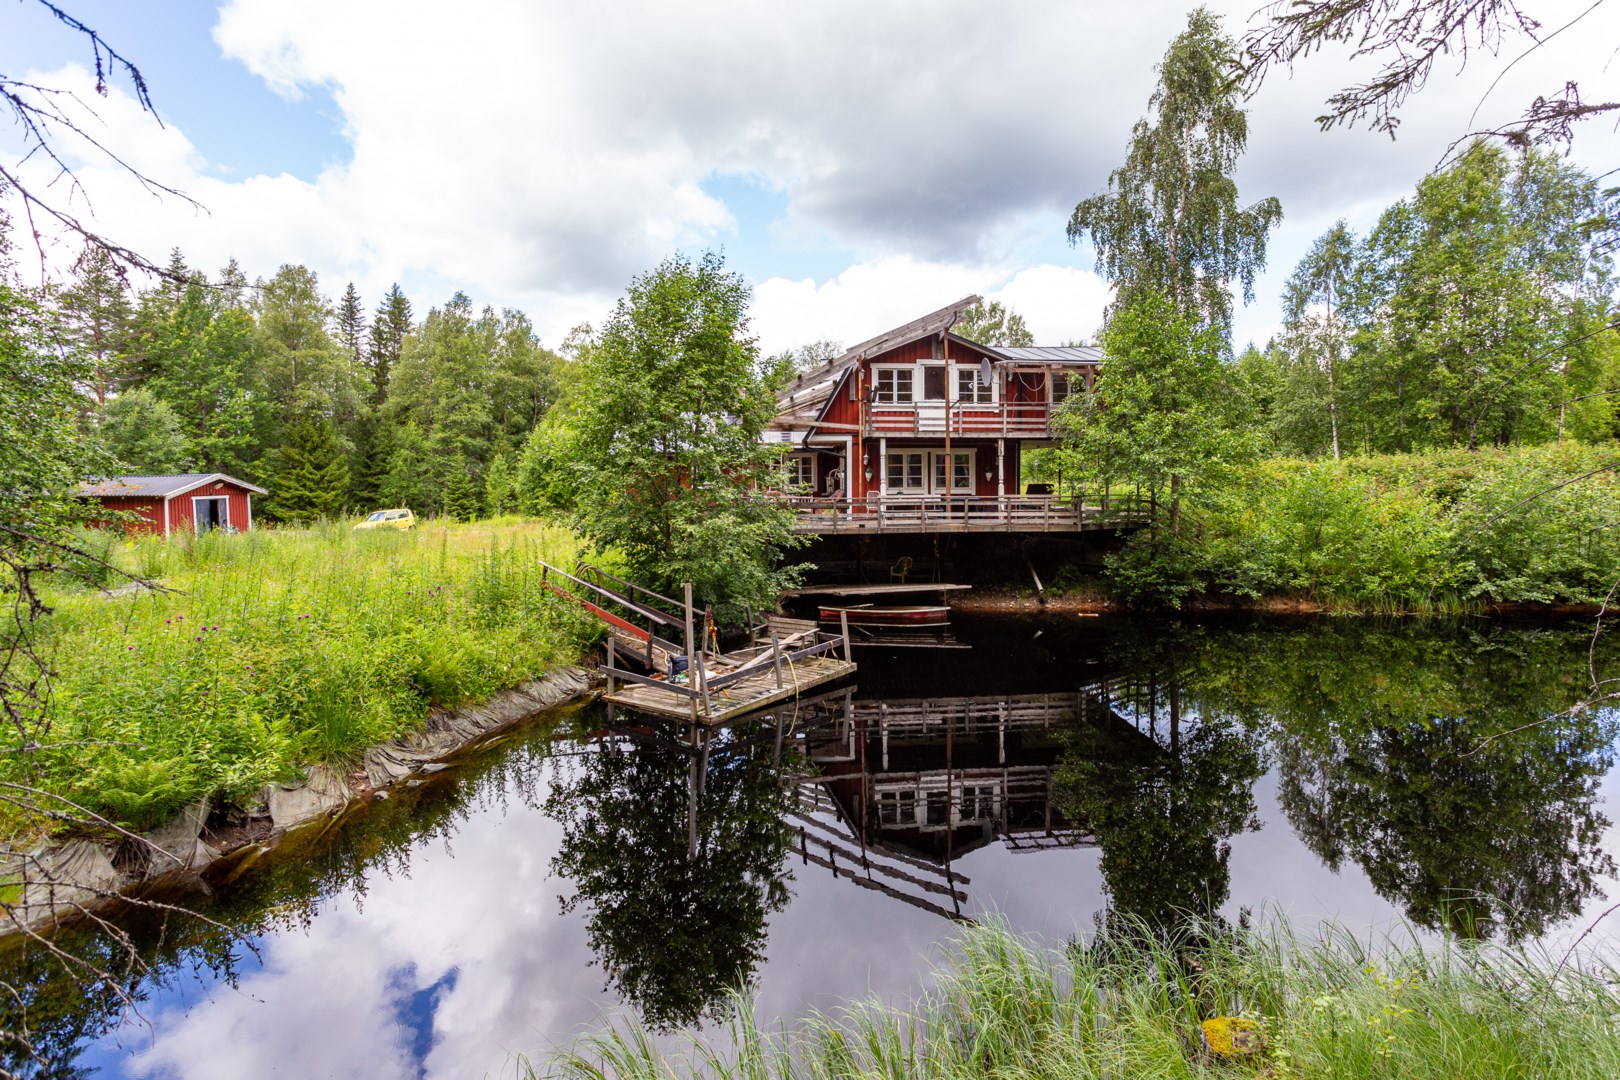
8,613 -> 1620,1078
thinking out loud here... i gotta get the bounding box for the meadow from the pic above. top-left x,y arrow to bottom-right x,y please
14,519 -> 595,841
536,919 -> 1620,1079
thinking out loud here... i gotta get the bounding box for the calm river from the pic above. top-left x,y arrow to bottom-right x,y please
7,613 -> 1620,1077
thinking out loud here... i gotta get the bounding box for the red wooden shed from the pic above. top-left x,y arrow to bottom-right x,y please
77,474 -> 269,537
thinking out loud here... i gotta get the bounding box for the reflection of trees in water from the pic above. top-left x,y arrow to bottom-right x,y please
545,727 -> 794,1030
1208,621 -> 1618,942
1054,634 -> 1268,933
0,709 -> 567,1078
1058,719 -> 1265,931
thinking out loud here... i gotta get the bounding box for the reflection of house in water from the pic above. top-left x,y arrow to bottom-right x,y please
777,678 -> 1165,919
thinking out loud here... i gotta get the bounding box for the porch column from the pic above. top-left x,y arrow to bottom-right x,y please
878,437 -> 887,518
996,438 -> 1005,501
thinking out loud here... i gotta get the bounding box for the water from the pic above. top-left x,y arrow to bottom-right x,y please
6,613 -> 1619,1077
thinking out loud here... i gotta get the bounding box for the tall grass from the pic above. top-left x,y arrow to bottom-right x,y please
1112,441 -> 1620,609
13,520 -> 596,839
532,919 -> 1620,1079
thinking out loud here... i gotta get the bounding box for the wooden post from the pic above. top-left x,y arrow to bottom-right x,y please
745,604 -> 756,647
605,635 -> 617,695
839,608 -> 852,661
683,583 -> 699,724
772,635 -> 783,688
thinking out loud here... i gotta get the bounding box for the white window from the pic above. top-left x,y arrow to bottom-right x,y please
931,450 -> 974,494
959,783 -> 998,822
956,366 -> 994,404
878,788 -> 916,826
782,454 -> 813,490
873,367 -> 914,404
886,451 -> 925,494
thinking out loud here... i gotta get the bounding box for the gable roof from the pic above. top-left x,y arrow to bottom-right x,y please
774,295 -> 983,428
78,473 -> 269,499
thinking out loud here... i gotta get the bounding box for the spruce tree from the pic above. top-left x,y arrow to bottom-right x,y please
336,282 -> 367,367
267,419 -> 350,523
60,244 -> 134,407
347,406 -> 391,510
368,284 -> 412,405
443,458 -> 482,522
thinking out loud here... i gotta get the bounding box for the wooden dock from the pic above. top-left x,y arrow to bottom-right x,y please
540,561 -> 857,725
604,651 -> 856,724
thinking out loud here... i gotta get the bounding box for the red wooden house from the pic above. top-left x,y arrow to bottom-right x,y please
77,474 -> 268,537
768,296 -> 1106,534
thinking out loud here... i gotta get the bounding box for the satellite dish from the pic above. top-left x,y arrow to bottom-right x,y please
978,358 -> 993,387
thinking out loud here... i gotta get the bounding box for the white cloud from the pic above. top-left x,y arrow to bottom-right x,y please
750,257 -> 1112,355
5,0 -> 1615,351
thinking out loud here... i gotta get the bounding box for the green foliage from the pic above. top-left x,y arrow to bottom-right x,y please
1058,289 -> 1255,534
954,299 -> 1035,347
1264,144 -> 1619,455
265,419 -> 350,524
1104,443 -> 1620,607
567,250 -> 803,622
25,521 -> 588,833
1067,6 -> 1282,332
139,277 -> 264,476
98,387 -> 192,473
59,244 -> 133,408
484,450 -> 515,516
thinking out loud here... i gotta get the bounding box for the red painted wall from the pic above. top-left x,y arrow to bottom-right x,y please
96,496 -> 165,535
165,480 -> 255,534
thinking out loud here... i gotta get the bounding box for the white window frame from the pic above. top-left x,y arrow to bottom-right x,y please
956,365 -> 996,405
929,449 -> 975,494
781,453 -> 814,491
191,495 -> 230,534
872,366 -> 915,405
877,787 -> 917,826
885,451 -> 926,494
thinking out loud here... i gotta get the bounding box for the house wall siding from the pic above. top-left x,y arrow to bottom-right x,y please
166,481 -> 255,534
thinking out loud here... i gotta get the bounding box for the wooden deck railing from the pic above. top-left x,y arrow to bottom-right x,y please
866,402 -> 1056,438
786,494 -> 1148,534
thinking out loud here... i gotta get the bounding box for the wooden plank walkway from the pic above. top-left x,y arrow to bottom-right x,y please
604,654 -> 856,724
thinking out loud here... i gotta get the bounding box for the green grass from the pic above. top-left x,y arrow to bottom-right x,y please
531,919 -> 1620,1079
12,519 -> 595,840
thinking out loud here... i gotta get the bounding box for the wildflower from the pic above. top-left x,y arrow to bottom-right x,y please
127,645 -> 135,651
165,618 -> 172,624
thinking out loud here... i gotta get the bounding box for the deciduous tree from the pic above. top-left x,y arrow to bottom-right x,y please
568,250 -> 802,620
1067,7 -> 1282,334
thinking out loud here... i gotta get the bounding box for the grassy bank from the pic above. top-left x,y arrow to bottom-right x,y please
535,920 -> 1620,1079
1092,442 -> 1620,610
13,519 -> 594,842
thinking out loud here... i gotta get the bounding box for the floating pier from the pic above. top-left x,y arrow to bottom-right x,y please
539,562 -> 857,725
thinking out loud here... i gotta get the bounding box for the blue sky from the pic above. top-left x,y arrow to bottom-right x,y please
3,0 -> 1615,354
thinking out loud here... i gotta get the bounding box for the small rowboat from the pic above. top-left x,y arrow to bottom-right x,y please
819,604 -> 950,628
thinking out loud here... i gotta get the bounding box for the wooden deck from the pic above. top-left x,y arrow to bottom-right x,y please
788,495 -> 1148,535
604,653 -> 856,724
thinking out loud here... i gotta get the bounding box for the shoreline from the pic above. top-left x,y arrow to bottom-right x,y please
5,665 -> 599,936
947,586 -> 1607,619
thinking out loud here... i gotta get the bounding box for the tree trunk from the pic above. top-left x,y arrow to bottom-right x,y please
1169,472 -> 1181,536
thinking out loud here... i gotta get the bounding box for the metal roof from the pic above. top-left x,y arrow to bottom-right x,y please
996,345 -> 1104,365
77,473 -> 269,498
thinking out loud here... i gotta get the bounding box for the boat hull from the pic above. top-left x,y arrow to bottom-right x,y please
819,605 -> 950,628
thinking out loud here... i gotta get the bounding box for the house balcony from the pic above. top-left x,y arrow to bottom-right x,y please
786,494 -> 1148,535
865,402 -> 1058,440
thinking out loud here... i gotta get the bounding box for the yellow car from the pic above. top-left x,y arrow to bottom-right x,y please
354,508 -> 417,531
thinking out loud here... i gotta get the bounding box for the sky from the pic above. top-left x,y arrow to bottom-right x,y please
2,0 -> 1617,356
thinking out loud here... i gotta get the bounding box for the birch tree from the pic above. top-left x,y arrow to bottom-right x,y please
1067,6 -> 1282,334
